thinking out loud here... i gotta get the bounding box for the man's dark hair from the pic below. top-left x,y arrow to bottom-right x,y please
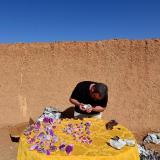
93,83 -> 108,99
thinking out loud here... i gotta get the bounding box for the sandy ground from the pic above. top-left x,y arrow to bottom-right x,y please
0,126 -> 18,160
0,122 -> 160,160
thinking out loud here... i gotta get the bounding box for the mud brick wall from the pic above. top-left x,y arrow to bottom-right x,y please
0,39 -> 159,134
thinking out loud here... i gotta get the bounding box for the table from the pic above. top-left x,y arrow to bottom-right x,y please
17,118 -> 140,160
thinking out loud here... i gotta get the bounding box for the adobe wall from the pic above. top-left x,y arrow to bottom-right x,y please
0,39 -> 159,134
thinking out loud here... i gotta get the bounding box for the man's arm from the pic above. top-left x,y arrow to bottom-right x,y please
92,106 -> 105,112
69,98 -> 81,107
69,82 -> 86,111
88,95 -> 108,113
86,105 -> 106,113
69,98 -> 86,111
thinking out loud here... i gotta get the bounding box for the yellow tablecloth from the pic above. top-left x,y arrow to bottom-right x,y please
17,118 -> 140,160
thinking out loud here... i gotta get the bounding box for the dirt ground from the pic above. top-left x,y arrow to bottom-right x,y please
0,126 -> 18,160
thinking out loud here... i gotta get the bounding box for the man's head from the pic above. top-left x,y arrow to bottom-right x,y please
90,83 -> 108,101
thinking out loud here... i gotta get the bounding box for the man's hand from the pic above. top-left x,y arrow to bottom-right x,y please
79,103 -> 86,111
86,107 -> 93,113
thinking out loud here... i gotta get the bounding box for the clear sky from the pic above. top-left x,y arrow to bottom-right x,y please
0,0 -> 160,43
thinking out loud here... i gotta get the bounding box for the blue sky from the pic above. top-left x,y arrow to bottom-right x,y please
0,0 -> 160,43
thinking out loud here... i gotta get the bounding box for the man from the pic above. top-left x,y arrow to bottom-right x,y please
69,81 -> 108,119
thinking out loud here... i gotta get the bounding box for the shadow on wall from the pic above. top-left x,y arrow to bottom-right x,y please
61,106 -> 75,119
